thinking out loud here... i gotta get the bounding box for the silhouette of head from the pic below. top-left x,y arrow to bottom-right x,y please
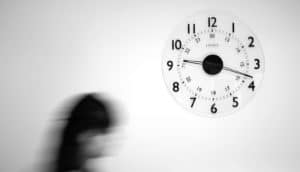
54,93 -> 116,172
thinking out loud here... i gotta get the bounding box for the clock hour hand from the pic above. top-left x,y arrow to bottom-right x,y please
183,59 -> 203,65
222,66 -> 253,78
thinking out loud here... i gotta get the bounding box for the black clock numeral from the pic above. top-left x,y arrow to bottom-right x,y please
210,103 -> 217,114
248,81 -> 255,91
232,96 -> 239,108
187,24 -> 196,34
167,60 -> 173,71
248,36 -> 255,47
172,82 -> 179,92
232,22 -> 235,33
208,17 -> 217,27
190,97 -> 196,108
172,40 -> 182,50
254,58 -> 260,70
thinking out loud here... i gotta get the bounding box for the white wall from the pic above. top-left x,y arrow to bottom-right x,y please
0,0 -> 299,171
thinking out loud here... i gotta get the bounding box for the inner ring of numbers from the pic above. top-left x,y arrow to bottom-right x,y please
176,28 -> 250,101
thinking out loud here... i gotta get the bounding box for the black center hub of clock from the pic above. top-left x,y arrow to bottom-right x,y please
202,54 -> 223,75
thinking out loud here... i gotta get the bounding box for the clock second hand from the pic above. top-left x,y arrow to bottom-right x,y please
183,59 -> 253,79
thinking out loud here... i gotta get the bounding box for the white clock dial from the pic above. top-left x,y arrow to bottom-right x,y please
162,11 -> 265,117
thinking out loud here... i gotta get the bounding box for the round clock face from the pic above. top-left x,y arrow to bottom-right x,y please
162,11 -> 265,117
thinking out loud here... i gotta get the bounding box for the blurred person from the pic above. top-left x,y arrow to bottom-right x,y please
48,93 -> 118,172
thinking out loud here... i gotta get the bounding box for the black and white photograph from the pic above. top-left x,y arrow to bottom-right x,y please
0,0 -> 299,171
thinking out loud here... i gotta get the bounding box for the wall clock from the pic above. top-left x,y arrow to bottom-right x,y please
162,11 -> 265,117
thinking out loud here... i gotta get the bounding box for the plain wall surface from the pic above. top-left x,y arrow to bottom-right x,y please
0,0 -> 299,171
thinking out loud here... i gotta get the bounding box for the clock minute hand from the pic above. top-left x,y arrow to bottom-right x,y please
223,66 -> 253,78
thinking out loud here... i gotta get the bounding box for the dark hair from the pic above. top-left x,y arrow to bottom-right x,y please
53,93 -> 115,172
